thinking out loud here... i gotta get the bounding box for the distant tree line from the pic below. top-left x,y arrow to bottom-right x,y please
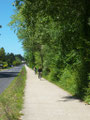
0,47 -> 24,68
9,0 -> 90,103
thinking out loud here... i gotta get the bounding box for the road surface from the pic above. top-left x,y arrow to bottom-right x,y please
0,65 -> 24,94
21,65 -> 90,120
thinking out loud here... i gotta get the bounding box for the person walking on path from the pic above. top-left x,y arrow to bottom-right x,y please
21,65 -> 90,120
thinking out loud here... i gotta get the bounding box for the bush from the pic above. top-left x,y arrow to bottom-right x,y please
13,60 -> 21,66
3,62 -> 8,68
84,84 -> 90,104
84,73 -> 90,104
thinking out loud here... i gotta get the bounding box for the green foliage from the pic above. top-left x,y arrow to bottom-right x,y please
6,53 -> 15,66
0,47 -> 24,68
13,60 -> 20,66
3,62 -> 8,68
0,47 -> 5,61
9,0 -> 90,103
84,73 -> 90,104
59,67 -> 78,94
84,86 -> 90,104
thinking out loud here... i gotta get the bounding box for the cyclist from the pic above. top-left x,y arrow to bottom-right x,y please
34,67 -> 37,74
38,67 -> 42,79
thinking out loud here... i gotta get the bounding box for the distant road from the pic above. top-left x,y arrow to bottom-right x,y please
0,64 -> 24,94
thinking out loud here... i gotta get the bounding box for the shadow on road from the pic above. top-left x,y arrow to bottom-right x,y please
0,72 -> 19,78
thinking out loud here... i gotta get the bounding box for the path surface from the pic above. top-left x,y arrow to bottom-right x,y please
0,65 -> 24,94
21,65 -> 90,120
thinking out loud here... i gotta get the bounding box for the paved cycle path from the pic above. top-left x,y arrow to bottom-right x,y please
21,65 -> 90,120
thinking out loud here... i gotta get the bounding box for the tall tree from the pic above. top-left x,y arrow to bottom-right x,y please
9,0 -> 90,100
0,47 -> 5,61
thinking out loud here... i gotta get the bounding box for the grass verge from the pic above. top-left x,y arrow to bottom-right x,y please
0,66 -> 26,120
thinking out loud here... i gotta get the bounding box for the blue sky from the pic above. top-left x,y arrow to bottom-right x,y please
0,0 -> 24,56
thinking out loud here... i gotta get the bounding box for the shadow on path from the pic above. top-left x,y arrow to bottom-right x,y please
57,95 -> 82,102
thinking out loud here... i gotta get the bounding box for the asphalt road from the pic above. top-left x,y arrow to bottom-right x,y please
0,64 -> 24,94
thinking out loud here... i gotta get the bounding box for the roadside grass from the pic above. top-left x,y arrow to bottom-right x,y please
0,66 -> 26,120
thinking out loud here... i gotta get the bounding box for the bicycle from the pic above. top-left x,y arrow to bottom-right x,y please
38,72 -> 42,79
